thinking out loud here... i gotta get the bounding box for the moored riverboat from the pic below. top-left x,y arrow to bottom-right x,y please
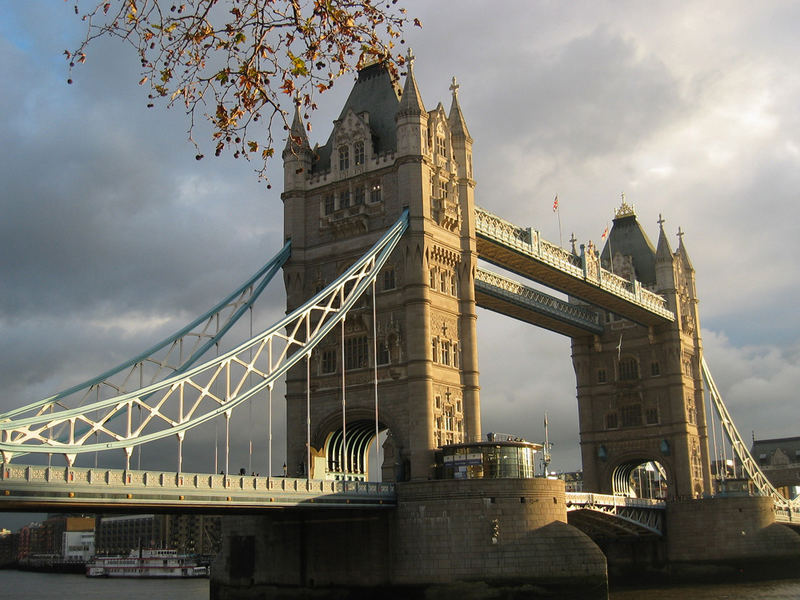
86,548 -> 208,578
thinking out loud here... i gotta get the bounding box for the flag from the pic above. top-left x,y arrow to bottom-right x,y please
544,412 -> 548,429
601,225 -> 609,240
552,194 -> 559,212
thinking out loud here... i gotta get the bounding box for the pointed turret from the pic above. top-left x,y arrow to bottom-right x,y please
283,102 -> 310,155
447,76 -> 472,142
654,214 -> 677,302
395,48 -> 428,157
677,227 -> 695,272
397,49 -> 426,117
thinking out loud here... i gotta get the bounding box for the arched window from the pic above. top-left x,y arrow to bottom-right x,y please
354,141 -> 365,165
338,146 -> 349,170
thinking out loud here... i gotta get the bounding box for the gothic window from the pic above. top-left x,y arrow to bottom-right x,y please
370,183 -> 382,203
649,361 -> 660,376
377,342 -> 390,365
441,341 -> 450,366
646,407 -> 659,425
453,343 -> 460,368
619,358 -> 639,381
444,406 -> 454,431
686,397 -> 696,424
431,338 -> 438,362
436,134 -> 446,156
344,336 -> 368,370
430,174 -> 436,197
321,349 -> 337,374
620,404 -> 642,427
456,400 -> 462,412
354,141 -> 365,165
382,267 -> 395,291
338,146 -> 350,170
450,273 -> 457,296
439,180 -> 448,200
430,268 -> 437,289
435,395 -> 441,409
440,270 -> 447,292
606,413 -> 618,429
340,190 -> 350,209
324,194 -> 335,215
597,369 -> 607,383
353,186 -> 364,205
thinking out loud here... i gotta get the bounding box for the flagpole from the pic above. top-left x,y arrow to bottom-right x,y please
553,194 -> 563,247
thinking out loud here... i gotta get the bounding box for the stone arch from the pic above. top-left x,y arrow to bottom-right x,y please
313,408 -> 399,482
609,454 -> 672,499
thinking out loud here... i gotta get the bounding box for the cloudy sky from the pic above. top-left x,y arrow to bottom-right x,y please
1,1 -> 799,527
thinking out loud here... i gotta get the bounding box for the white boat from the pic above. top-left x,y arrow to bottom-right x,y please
86,548 -> 209,578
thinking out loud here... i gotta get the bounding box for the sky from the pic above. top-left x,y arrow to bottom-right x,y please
1,1 -> 799,528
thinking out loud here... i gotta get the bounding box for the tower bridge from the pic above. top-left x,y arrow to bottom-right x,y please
2,57 -> 799,598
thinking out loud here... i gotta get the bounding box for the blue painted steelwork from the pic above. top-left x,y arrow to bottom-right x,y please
0,240 -> 291,422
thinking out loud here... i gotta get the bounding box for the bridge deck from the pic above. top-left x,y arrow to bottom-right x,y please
475,268 -> 603,337
0,464 -> 395,512
475,207 -> 675,326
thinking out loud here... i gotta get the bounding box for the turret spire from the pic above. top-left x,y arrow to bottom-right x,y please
397,48 -> 426,117
283,101 -> 310,155
655,213 -> 673,261
448,76 -> 472,141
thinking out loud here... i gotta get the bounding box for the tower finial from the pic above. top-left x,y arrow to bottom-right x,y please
614,192 -> 635,218
657,213 -> 665,228
677,227 -> 685,244
406,47 -> 415,70
450,76 -> 459,98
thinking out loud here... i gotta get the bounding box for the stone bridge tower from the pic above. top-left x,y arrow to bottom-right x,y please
571,200 -> 712,499
281,57 -> 480,481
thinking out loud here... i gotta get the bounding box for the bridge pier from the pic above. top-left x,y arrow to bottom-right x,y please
664,495 -> 800,581
211,478 -> 608,599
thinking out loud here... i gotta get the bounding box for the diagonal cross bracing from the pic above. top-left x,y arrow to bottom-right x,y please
475,267 -> 603,337
0,211 -> 408,464
474,206 -> 675,325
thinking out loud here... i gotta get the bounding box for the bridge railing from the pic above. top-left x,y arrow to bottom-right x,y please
474,206 -> 674,321
0,464 -> 396,499
565,491 -> 666,510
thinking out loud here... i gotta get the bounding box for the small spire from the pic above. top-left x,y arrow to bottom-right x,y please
448,75 -> 472,140
676,226 -> 694,270
655,213 -> 672,260
397,48 -> 425,117
283,100 -> 310,155
569,232 -> 577,255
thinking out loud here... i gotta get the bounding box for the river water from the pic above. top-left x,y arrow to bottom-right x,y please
2,571 -> 800,599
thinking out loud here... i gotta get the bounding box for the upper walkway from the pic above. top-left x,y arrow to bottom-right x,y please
474,207 -> 675,327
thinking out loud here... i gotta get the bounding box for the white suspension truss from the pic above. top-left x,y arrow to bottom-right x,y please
0,211 -> 408,467
702,356 -> 799,516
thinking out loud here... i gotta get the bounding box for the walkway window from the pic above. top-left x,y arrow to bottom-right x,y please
338,146 -> 349,170
340,190 -> 350,209
344,336 -> 368,370
354,141 -> 365,165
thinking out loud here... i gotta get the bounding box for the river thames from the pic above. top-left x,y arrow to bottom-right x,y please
3,571 -> 800,599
